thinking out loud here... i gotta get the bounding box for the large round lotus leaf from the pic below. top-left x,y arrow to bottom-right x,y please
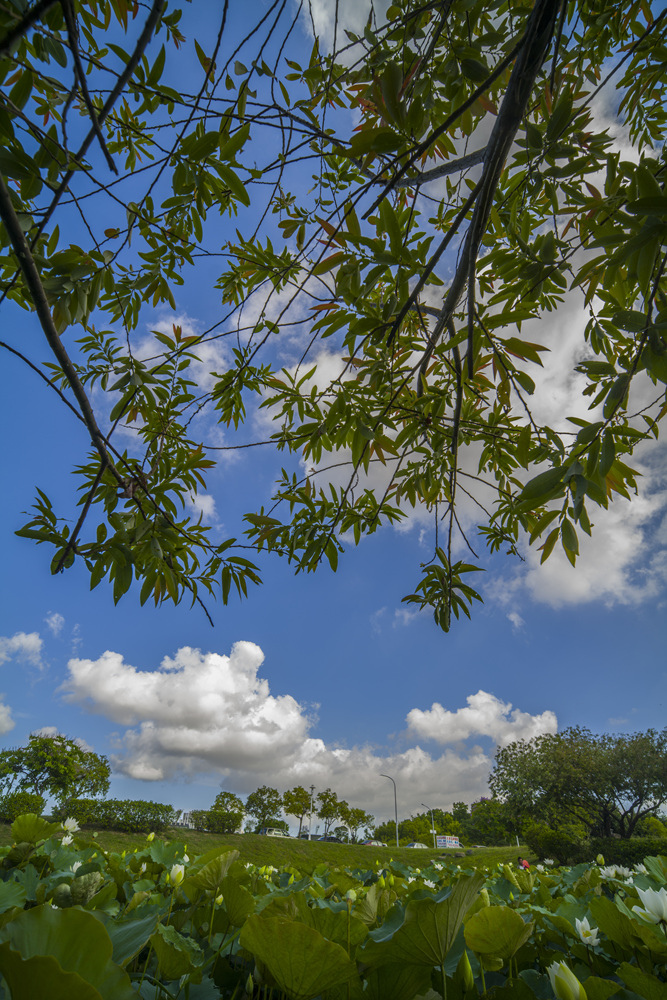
0,881 -> 26,914
240,914 -> 358,1000
220,874 -> 255,926
465,906 -> 534,961
10,813 -> 60,844
363,962 -> 433,1000
0,905 -> 136,999
0,943 -> 102,1000
151,922 -> 203,981
361,873 -> 484,968
94,909 -> 160,967
305,905 -> 368,952
618,961 -> 667,1000
187,848 -> 240,893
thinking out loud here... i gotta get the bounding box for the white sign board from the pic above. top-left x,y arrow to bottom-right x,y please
436,835 -> 460,849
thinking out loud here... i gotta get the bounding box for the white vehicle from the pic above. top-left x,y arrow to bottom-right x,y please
405,842 -> 429,849
258,827 -> 291,838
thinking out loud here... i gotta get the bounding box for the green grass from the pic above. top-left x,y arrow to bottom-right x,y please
0,822 -> 529,871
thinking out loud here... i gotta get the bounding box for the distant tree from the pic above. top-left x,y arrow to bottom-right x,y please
452,802 -> 470,824
332,825 -> 350,843
282,786 -> 312,837
490,727 -> 667,840
244,786 -> 283,832
316,789 -> 345,836
339,804 -> 375,843
465,799 -> 516,846
1,734 -> 110,807
203,791 -> 244,833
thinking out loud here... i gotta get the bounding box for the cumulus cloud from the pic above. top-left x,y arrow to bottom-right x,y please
507,611 -> 525,632
61,642 -> 557,815
44,612 -> 65,636
406,690 -> 557,748
0,631 -> 43,668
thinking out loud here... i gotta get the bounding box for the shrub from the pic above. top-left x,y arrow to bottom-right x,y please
0,791 -> 45,822
589,837 -> 667,866
55,798 -> 179,832
189,808 -> 243,833
524,821 -> 586,865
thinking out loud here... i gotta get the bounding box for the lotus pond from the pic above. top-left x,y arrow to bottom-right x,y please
0,813 -> 665,1000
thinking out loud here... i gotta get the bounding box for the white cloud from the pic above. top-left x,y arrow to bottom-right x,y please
187,493 -> 219,525
61,642 -> 556,816
507,611 -> 524,632
0,631 -> 43,668
44,612 -> 65,636
406,690 -> 557,748
0,702 -> 13,735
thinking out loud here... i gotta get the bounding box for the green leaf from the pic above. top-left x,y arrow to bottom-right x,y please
150,923 -> 203,981
626,196 -> 667,215
361,874 -> 484,968
0,905 -> 136,1000
11,814 -> 60,844
517,467 -> 564,504
617,963 -> 667,1000
240,914 -> 358,1000
220,874 -> 255,926
560,518 -> 578,555
464,905 -> 534,961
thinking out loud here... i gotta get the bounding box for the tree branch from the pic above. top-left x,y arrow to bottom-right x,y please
0,0 -> 59,59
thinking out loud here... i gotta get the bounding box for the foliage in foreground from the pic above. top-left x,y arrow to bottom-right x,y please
0,813 -> 665,999
2,1 -> 667,630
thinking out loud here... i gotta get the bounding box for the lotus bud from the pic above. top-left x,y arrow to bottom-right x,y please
596,854 -> 604,865
215,894 -> 223,905
345,889 -> 357,903
548,962 -> 587,1000
387,873 -> 394,886
377,875 -> 385,888
147,832 -> 155,842
169,863 -> 185,886
479,887 -> 490,907
457,949 -> 475,992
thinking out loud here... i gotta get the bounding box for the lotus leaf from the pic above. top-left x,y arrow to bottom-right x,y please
220,874 -> 255,926
93,909 -> 160,966
464,905 -> 534,962
240,914 -> 358,1000
150,921 -> 204,980
10,813 -> 60,844
0,881 -> 26,913
361,874 -> 484,968
583,976 -> 624,1000
618,962 -> 667,1000
363,962 -> 433,1000
590,896 -> 667,959
0,904 -> 136,999
187,848 -> 240,893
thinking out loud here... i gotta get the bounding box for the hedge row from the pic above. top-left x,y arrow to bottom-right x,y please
54,798 -> 179,832
0,792 -> 45,822
524,822 -> 667,866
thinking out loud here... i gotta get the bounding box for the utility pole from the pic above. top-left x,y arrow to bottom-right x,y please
380,774 -> 399,848
308,784 -> 315,841
422,802 -> 437,849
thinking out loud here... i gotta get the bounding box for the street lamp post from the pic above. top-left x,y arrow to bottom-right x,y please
380,774 -> 399,848
422,802 -> 437,850
308,785 -> 315,841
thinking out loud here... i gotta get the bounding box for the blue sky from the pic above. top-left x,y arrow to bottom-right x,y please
0,0 -> 665,830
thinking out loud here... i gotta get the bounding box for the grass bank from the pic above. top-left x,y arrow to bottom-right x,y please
0,822 -> 529,870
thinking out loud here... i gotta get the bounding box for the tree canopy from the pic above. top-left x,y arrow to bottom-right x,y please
0,733 -> 110,805
2,1 -> 666,629
489,726 -> 667,839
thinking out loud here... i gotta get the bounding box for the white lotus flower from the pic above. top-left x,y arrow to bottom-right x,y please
599,865 -> 632,880
543,859 -> 554,866
71,860 -> 82,873
423,879 -> 436,889
632,886 -> 667,924
169,863 -> 185,886
547,961 -> 587,1000
62,818 -> 80,834
61,834 -> 73,846
634,863 -> 648,875
575,917 -> 599,947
